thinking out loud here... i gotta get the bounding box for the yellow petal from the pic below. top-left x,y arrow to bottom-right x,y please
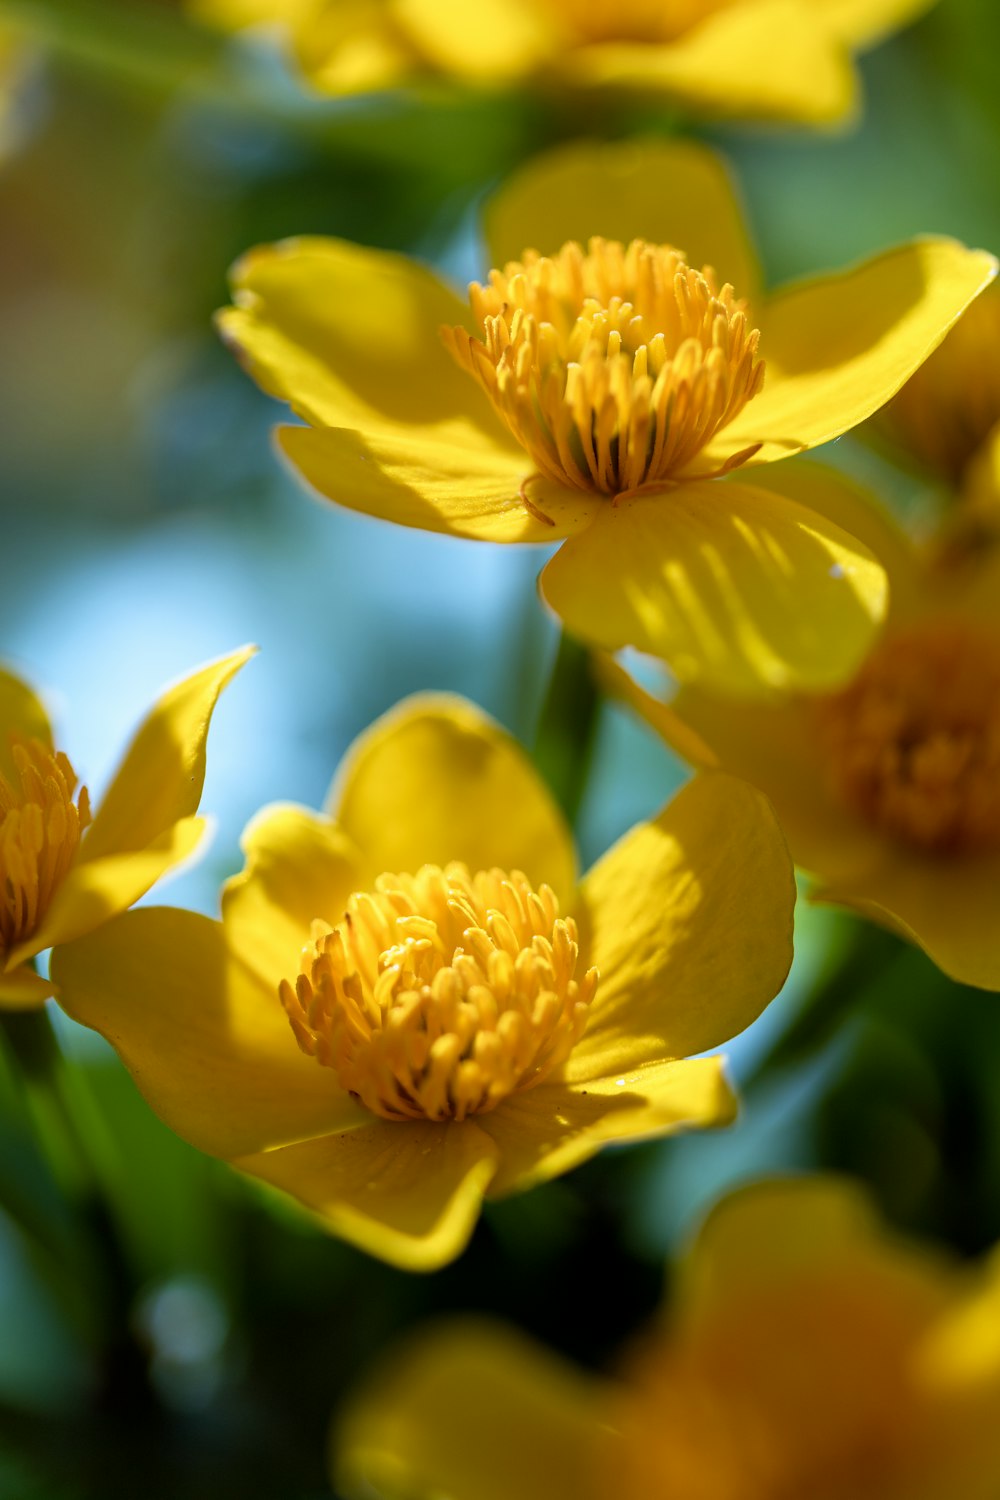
335,1321 -> 603,1500
0,665 -> 52,784
81,646 -> 254,863
223,804 -> 361,993
277,424 -> 598,542
719,240 -> 998,466
540,476 -> 888,696
220,236 -> 483,431
569,773 -> 794,1083
293,0 -> 415,94
50,908 -> 366,1157
392,0 -> 558,80
480,1056 -> 736,1197
816,848 -> 1000,992
0,963 -> 56,1010
330,694 -> 577,906
484,137 -> 760,300
10,815 -> 208,967
233,1119 -> 499,1272
817,0 -> 937,47
560,0 -> 855,126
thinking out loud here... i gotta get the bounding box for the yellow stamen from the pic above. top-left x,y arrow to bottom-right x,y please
443,237 -> 764,497
816,621 -> 1000,854
546,0 -> 736,45
0,736 -> 91,957
280,863 -> 598,1123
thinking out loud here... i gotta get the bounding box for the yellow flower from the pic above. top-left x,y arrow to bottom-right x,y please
334,1177 -> 1000,1500
192,0 -> 935,125
51,694 -> 794,1271
0,648 -> 253,1010
603,461 -> 1000,989
219,137 -> 995,697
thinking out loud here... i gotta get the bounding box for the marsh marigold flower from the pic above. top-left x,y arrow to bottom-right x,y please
191,0 -> 935,125
219,138 -> 995,697
52,695 -> 794,1270
335,1177 -> 1000,1500
603,461 -> 1000,990
0,648 -> 252,1009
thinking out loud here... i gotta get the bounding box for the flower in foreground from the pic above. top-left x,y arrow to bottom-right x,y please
604,462 -> 1000,989
52,694 -> 794,1271
219,137 -> 995,696
0,648 -> 253,1010
191,0 -> 935,126
334,1177 -> 1000,1500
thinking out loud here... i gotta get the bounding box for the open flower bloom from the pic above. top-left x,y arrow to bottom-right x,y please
603,462 -> 1000,989
0,648 -> 252,1010
334,1177 -> 1000,1500
191,0 -> 935,125
51,695 -> 794,1271
219,137 -> 995,698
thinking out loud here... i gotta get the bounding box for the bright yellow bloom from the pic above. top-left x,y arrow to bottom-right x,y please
335,1177 -> 1000,1500
191,0 -> 935,125
604,462 -> 1000,989
219,138 -> 995,697
0,648 -> 252,1009
51,695 -> 794,1271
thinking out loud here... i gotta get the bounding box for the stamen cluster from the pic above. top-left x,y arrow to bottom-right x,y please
443,237 -> 764,497
281,863 -> 598,1123
0,737 -> 91,956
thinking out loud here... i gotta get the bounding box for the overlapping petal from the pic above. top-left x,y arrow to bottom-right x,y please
0,666 -> 51,783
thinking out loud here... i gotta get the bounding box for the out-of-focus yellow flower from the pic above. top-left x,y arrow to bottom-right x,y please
0,649 -> 252,1010
219,138 -> 995,698
51,694 -> 794,1271
191,0 -> 936,125
603,462 -> 1000,989
334,1177 -> 1000,1500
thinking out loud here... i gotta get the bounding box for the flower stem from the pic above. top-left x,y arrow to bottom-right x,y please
533,630 -> 601,827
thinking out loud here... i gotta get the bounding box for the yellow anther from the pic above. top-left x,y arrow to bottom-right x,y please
816,620 -> 1000,854
443,237 -> 764,497
280,863 -> 598,1123
0,736 -> 91,957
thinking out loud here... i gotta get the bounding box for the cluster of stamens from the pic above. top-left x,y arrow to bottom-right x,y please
546,0 -> 735,45
443,237 -> 764,498
816,621 -> 1000,854
0,736 -> 91,956
280,863 -> 598,1123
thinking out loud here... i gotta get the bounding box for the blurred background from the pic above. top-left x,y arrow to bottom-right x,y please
1,0 -> 1000,1493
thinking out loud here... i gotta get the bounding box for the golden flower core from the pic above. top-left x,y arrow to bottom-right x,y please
547,0 -> 735,44
886,284 -> 1000,483
0,737 -> 91,957
280,863 -> 597,1123
443,237 -> 764,498
816,621 -> 1000,854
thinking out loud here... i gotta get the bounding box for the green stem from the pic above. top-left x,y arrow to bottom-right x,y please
533,631 -> 602,827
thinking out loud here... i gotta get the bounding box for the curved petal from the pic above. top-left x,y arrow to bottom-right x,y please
484,137 -> 760,300
718,240 -> 998,466
569,773 -> 794,1082
50,908 -> 366,1158
12,815 -> 208,966
233,1118 -> 499,1272
0,666 -> 52,783
330,695 -> 577,906
559,1 -> 855,127
392,0 -> 558,80
816,848 -> 1000,993
480,1056 -> 736,1197
81,646 -> 255,863
293,1 -> 416,94
220,236 -> 489,432
540,477 -> 888,696
0,963 -> 55,1010
277,424 -> 599,542
222,804 -> 362,994
335,1321 -> 604,1500
817,0 -> 938,47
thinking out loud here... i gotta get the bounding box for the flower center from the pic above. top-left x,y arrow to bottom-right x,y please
815,621 -> 1000,854
280,863 -> 597,1123
443,237 -> 764,498
0,737 -> 91,957
545,0 -> 737,44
